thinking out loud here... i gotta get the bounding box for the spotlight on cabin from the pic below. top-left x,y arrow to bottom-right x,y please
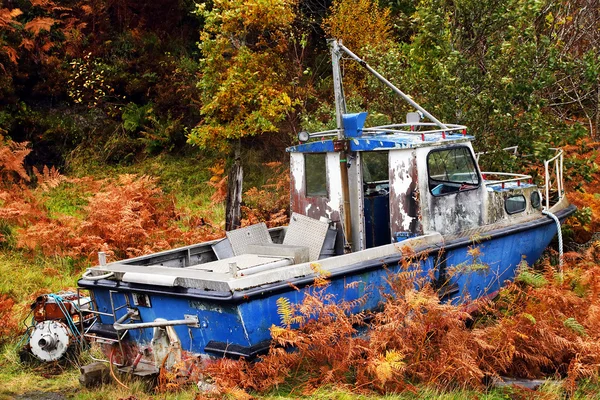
297,131 -> 310,142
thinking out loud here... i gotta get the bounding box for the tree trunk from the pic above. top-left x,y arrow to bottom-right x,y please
225,140 -> 243,231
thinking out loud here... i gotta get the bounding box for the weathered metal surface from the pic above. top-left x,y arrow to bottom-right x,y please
289,152 -> 342,225
348,152 -> 365,250
245,244 -> 309,264
330,39 -> 347,138
484,184 -> 541,225
389,149 -> 423,240
287,133 -> 473,153
30,320 -> 70,361
416,145 -> 485,235
226,223 -> 272,256
282,213 -> 329,261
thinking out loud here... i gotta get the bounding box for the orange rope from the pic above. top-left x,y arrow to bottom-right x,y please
109,347 -> 129,390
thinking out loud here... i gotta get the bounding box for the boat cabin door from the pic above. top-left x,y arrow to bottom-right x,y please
361,151 -> 391,248
357,148 -> 424,249
417,144 -> 485,235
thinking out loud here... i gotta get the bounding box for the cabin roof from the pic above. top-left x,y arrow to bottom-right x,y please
286,132 -> 475,153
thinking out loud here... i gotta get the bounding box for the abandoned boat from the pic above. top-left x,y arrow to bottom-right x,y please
71,40 -> 575,367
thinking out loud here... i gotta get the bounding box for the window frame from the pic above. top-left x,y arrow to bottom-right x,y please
530,191 -> 541,209
426,145 -> 481,197
505,194 -> 527,214
304,153 -> 329,198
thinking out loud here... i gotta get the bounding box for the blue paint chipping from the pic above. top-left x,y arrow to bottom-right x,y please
287,130 -> 474,153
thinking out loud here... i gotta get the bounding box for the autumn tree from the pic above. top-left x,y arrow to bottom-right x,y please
189,0 -> 300,150
188,0 -> 305,229
323,0 -> 393,53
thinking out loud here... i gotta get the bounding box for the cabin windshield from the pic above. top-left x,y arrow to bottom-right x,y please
428,146 -> 480,196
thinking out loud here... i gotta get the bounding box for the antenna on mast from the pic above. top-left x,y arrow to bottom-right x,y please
329,39 -> 347,139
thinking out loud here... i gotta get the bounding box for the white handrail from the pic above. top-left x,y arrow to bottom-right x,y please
475,146 -> 519,162
543,149 -> 564,210
305,123 -> 468,141
482,172 -> 532,187
81,269 -> 114,281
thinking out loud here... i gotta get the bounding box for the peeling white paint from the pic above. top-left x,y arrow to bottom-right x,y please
390,150 -> 416,231
290,153 -> 304,194
416,143 -> 485,235
325,152 -> 343,219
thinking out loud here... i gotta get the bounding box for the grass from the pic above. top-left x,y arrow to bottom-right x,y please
64,148 -> 285,226
0,358 -> 598,400
38,182 -> 91,220
68,152 -> 226,225
0,251 -> 80,305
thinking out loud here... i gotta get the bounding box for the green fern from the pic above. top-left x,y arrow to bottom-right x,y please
516,270 -> 548,288
522,313 -> 536,325
564,317 -> 588,337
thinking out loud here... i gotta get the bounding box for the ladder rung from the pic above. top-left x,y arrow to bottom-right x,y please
85,335 -> 119,344
85,309 -> 114,317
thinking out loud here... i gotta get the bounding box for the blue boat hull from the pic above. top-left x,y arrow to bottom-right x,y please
79,205 -> 575,358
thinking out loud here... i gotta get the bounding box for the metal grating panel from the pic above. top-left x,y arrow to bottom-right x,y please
283,213 -> 329,261
211,238 -> 234,260
226,223 -> 273,256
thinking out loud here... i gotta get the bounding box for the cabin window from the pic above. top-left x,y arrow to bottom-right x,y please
305,153 -> 328,197
362,151 -> 389,195
427,146 -> 480,196
505,195 -> 526,214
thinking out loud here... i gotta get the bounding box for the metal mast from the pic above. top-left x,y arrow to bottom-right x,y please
330,39 -> 347,138
329,39 -> 353,251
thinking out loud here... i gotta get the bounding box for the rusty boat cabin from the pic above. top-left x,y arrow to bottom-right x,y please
288,111 -> 545,252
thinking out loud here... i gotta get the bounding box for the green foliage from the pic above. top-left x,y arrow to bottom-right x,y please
122,102 -> 154,133
573,207 -> 593,231
298,0 -> 599,172
563,317 -> 587,337
516,269 -> 548,288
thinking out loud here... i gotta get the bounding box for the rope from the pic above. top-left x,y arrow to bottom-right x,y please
17,309 -> 35,348
47,293 -> 84,347
109,347 -> 129,390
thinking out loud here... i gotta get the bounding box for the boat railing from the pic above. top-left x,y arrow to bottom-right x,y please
482,172 -> 533,189
301,122 -> 468,141
362,122 -> 467,136
543,148 -> 565,210
475,145 -> 519,162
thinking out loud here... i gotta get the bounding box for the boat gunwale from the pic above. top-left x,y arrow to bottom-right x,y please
78,203 -> 576,303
